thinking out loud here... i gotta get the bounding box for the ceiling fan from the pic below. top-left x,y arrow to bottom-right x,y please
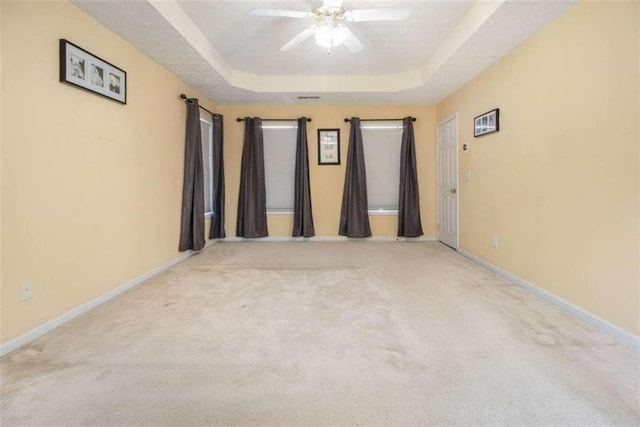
249,0 -> 410,53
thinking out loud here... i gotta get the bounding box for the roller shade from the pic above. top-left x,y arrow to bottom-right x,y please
361,121 -> 402,211
263,122 -> 298,211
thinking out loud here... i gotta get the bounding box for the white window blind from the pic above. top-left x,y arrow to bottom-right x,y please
361,121 -> 403,212
263,122 -> 298,212
200,114 -> 213,215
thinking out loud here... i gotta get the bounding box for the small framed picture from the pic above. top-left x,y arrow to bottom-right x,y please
474,108 -> 499,137
318,128 -> 340,165
59,39 -> 126,104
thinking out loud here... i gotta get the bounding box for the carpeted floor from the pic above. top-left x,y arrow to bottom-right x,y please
1,242 -> 639,425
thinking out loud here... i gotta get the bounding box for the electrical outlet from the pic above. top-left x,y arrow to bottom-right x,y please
20,282 -> 32,302
491,235 -> 498,249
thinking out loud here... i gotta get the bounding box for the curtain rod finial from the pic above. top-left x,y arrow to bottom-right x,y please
344,118 -> 350,123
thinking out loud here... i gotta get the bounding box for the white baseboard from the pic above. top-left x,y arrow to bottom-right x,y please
0,241 -> 216,358
458,249 -> 640,350
223,236 -> 437,242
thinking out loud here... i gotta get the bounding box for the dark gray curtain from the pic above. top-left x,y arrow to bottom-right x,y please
209,114 -> 226,239
236,117 -> 268,238
178,100 -> 205,251
398,117 -> 424,237
339,117 -> 371,237
292,117 -> 315,237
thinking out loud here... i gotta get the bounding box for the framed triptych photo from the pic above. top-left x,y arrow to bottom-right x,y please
474,108 -> 499,137
59,39 -> 126,104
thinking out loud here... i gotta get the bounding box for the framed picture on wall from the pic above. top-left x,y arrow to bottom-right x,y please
59,39 -> 127,104
318,129 -> 340,165
474,108 -> 499,137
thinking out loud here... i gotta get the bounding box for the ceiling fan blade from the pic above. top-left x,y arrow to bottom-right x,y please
348,8 -> 410,22
281,26 -> 316,51
342,27 -> 364,53
323,0 -> 343,9
249,9 -> 309,19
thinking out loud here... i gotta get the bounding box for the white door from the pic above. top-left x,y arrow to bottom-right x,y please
437,116 -> 458,249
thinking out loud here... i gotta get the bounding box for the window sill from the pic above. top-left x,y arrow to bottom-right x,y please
267,210 -> 294,215
368,209 -> 398,215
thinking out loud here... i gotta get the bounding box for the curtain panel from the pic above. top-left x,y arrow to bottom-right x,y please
236,117 -> 268,238
339,117 -> 372,238
292,117 -> 315,237
178,100 -> 206,251
209,114 -> 226,239
398,117 -> 424,237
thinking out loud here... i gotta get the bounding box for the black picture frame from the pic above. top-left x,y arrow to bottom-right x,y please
474,108 -> 499,137
59,39 -> 127,104
318,128 -> 340,165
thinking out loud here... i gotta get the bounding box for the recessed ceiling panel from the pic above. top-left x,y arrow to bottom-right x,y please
71,0 -> 578,104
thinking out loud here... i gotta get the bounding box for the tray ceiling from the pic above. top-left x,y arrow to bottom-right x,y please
72,0 -> 577,105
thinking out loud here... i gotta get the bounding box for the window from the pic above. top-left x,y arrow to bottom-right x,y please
361,121 -> 403,212
263,121 -> 298,212
200,113 -> 213,216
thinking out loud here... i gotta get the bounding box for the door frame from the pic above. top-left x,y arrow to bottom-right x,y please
436,113 -> 459,250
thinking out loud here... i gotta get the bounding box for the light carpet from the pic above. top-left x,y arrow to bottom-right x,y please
1,242 -> 638,425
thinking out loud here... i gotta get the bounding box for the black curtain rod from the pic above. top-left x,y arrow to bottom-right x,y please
179,94 -> 219,119
344,117 -> 416,122
236,117 -> 312,122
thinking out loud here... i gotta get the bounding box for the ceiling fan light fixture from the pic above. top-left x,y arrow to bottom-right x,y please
251,1 -> 409,54
314,23 -> 347,49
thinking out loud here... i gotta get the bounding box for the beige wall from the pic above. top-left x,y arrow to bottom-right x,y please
437,1 -> 639,336
1,1 -> 216,344
216,104 -> 436,238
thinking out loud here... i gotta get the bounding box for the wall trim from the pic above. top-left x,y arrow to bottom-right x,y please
0,241 -> 216,358
458,249 -> 640,350
222,236 -> 438,242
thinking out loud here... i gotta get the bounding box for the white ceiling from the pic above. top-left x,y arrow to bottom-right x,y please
72,0 -> 577,105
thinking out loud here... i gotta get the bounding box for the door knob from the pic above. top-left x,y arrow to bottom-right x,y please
450,188 -> 457,194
